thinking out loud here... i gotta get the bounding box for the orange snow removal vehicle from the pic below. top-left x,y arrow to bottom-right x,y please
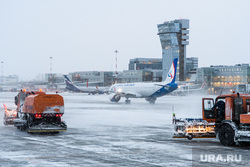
173,92 -> 250,146
4,89 -> 67,133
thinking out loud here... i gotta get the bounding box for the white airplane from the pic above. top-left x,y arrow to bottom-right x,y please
109,58 -> 178,104
0,85 -> 20,92
63,75 -> 106,94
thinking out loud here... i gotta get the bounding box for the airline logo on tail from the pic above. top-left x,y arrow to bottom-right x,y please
168,71 -> 173,79
64,75 -> 72,84
65,80 -> 71,85
164,58 -> 177,84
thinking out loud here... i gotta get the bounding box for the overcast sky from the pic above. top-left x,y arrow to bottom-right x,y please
0,0 -> 249,81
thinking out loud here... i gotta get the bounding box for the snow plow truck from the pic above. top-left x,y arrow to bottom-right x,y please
173,92 -> 250,146
4,89 -> 67,133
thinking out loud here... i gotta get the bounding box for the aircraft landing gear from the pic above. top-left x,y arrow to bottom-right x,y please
125,97 -> 131,104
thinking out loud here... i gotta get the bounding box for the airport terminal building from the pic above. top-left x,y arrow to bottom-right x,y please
69,70 -> 161,86
45,73 -> 64,83
128,58 -> 163,82
0,75 -> 19,84
69,71 -> 114,86
128,58 -> 162,71
128,57 -> 198,82
197,64 -> 250,94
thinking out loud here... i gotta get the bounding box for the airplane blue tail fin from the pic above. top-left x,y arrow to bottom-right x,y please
64,75 -> 72,84
163,58 -> 178,84
63,75 -> 80,92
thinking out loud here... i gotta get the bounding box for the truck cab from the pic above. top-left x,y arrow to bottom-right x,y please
202,93 -> 250,124
202,93 -> 250,145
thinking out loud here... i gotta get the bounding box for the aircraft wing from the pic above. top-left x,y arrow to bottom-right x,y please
154,84 -> 171,90
172,82 -> 206,95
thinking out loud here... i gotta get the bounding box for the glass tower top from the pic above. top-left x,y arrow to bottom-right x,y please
157,19 -> 189,81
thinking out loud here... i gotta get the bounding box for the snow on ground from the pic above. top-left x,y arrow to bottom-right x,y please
0,92 -> 249,167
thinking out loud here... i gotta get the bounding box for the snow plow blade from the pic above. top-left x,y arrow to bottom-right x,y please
172,118 -> 216,140
27,122 -> 67,133
3,104 -> 17,126
4,117 -> 16,126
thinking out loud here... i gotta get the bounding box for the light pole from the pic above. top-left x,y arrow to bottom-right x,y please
115,50 -> 119,83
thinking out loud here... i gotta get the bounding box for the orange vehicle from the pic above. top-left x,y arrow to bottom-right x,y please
173,92 -> 250,146
5,89 -> 67,133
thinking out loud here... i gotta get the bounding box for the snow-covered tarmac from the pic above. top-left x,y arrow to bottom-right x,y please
0,92 -> 249,167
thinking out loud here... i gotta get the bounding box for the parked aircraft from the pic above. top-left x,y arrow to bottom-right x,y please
0,85 -> 20,92
108,58 -> 178,104
63,75 -> 106,94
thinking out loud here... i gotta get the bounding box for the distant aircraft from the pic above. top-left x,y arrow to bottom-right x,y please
0,85 -> 20,92
109,58 -> 178,104
173,82 -> 206,96
63,75 -> 105,94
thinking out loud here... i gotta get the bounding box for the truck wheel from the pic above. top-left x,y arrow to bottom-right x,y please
20,125 -> 26,131
27,114 -> 32,128
218,124 -> 235,146
187,134 -> 193,140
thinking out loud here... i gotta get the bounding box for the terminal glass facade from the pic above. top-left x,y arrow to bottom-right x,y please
128,58 -> 162,70
197,64 -> 250,94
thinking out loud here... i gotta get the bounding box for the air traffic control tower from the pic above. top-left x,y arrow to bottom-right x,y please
157,19 -> 189,81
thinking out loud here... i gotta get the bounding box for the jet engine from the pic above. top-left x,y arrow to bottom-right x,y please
109,93 -> 121,102
145,97 -> 156,104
